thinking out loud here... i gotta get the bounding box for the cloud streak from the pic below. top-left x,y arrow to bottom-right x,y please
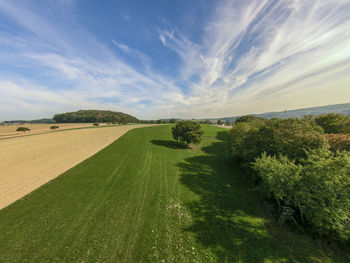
158,0 -> 350,118
0,0 -> 349,120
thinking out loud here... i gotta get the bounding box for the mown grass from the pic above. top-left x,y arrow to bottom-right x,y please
0,125 -> 348,262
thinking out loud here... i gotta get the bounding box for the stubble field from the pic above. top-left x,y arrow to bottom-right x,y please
0,123 -> 109,139
0,124 -> 149,209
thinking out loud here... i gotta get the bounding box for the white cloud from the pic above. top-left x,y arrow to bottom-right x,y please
156,0 -> 350,118
0,0 -> 350,120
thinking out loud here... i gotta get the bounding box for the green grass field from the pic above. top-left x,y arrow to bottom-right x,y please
0,125 -> 348,262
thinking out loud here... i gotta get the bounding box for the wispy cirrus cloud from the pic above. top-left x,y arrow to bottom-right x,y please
0,0 -> 349,121
0,0 -> 185,120
158,0 -> 350,118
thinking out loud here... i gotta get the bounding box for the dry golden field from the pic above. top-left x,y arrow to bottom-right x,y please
0,123 -> 109,139
0,124 -> 150,209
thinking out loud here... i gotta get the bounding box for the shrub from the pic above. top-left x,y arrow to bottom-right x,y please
315,113 -> 345,134
253,148 -> 350,240
16,127 -> 30,132
172,120 -> 204,147
325,134 -> 350,153
227,121 -> 263,161
228,118 -> 326,168
93,123 -> 99,126
50,125 -> 59,130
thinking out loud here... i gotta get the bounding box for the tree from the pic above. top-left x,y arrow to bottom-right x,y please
325,133 -> 350,152
16,127 -> 30,132
227,118 -> 326,170
93,123 -> 99,126
169,119 -> 177,123
235,115 -> 265,124
50,125 -> 59,130
217,120 -> 224,125
172,120 -> 204,147
315,113 -> 345,134
253,148 -> 350,239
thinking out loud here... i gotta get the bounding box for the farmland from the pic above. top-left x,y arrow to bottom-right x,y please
0,123 -> 110,139
0,124 -> 150,209
0,125 -> 347,262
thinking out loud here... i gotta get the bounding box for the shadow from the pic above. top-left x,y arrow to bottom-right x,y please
177,133 -> 334,262
216,131 -> 228,141
151,139 -> 186,149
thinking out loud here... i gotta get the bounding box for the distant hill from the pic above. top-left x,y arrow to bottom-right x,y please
53,110 -> 139,123
214,103 -> 350,123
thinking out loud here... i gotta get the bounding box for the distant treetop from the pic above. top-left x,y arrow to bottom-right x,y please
235,115 -> 265,123
53,110 -> 139,123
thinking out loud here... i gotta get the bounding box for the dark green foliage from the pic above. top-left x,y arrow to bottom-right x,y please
228,115 -> 350,240
50,125 -> 59,130
217,120 -> 224,125
227,121 -> 264,162
227,118 -> 326,168
156,119 -> 164,124
235,115 -> 265,124
93,123 -> 99,126
315,113 -> 346,133
16,127 -> 30,132
344,117 -> 350,134
53,110 -> 138,123
169,118 -> 177,123
172,120 -> 204,147
253,148 -> 350,240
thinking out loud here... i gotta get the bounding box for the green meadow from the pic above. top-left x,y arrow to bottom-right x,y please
0,125 -> 347,262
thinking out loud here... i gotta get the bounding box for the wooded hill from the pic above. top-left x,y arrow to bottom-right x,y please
53,110 -> 139,123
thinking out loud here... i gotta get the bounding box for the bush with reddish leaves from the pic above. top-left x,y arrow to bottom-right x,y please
325,133 -> 350,153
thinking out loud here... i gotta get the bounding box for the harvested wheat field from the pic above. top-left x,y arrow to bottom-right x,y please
0,124 -> 150,209
0,123 -> 109,139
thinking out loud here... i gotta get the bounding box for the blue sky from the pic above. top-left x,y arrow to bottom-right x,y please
0,0 -> 350,120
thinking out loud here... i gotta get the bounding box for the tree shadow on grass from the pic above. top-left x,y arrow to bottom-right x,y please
177,135 -> 332,262
151,139 -> 186,149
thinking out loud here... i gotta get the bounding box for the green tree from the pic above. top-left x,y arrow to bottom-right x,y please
93,123 -> 99,126
253,148 -> 350,239
315,113 -> 345,133
172,120 -> 204,147
169,119 -> 177,123
50,125 -> 59,130
235,115 -> 265,124
344,116 -> 350,134
217,120 -> 223,125
240,119 -> 326,167
16,127 -> 30,132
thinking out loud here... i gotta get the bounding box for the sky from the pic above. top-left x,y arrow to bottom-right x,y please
0,0 -> 350,120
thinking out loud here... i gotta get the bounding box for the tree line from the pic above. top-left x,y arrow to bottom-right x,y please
53,110 -> 139,123
226,113 -> 350,241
